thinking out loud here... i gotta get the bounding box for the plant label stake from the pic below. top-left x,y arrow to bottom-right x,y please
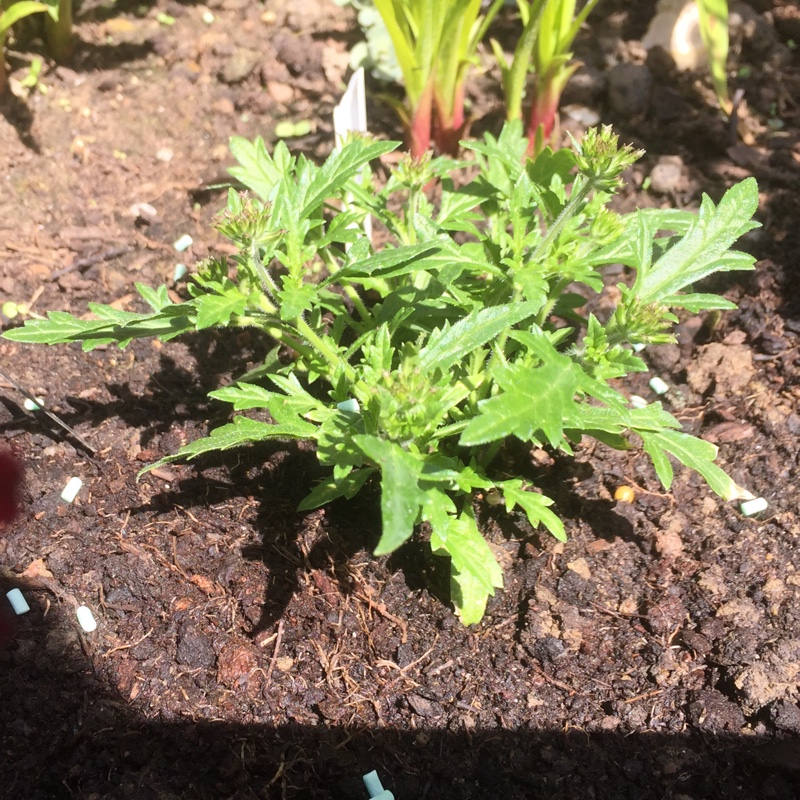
333,67 -> 372,243
362,770 -> 393,799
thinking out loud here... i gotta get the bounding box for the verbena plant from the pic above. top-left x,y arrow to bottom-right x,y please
4,124 -> 759,623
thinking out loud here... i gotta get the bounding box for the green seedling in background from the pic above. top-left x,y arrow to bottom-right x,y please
4,125 -> 759,624
0,0 -> 56,92
371,0 -> 504,158
1,0 -> 72,93
492,0 -> 601,156
43,0 -> 71,61
696,0 -> 730,114
275,119 -> 314,139
333,0 -> 403,82
18,53 -> 42,89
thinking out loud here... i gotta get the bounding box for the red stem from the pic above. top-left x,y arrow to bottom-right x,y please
432,81 -> 468,157
409,80 -> 435,161
525,80 -> 560,158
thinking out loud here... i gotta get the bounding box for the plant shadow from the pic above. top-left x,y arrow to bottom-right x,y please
1,593 -> 798,799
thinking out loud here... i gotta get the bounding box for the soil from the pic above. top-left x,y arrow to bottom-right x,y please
1,0 -> 800,798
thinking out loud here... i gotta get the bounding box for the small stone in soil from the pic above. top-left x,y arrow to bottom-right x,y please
648,156 -> 685,195
607,63 -> 652,117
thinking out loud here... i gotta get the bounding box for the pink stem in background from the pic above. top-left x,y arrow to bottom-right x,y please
432,81 -> 468,157
409,80 -> 435,161
0,448 -> 23,526
526,79 -> 560,157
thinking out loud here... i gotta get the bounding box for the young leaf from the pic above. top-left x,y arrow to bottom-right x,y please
228,136 -> 290,201
499,479 -> 566,542
354,435 -> 426,555
429,508 -> 503,625
459,356 -> 583,449
194,292 -> 247,330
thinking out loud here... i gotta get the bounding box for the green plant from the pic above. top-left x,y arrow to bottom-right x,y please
370,0 -> 505,158
0,0 -> 71,93
333,0 -> 403,82
492,0 -> 601,155
0,0 -> 56,92
696,0 -> 730,114
3,124 -> 759,624
43,0 -> 72,63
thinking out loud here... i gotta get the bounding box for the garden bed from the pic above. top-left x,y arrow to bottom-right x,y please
1,1 -> 799,797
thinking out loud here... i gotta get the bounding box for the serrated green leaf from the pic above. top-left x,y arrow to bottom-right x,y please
449,565 -> 494,626
265,396 -> 323,435
210,383 -> 275,410
194,292 -> 247,330
419,302 -> 539,373
278,281 -> 317,321
354,435 -> 426,555
638,428 -> 752,501
460,357 -> 582,448
641,434 -> 674,490
139,416 -> 299,477
297,467 -> 377,511
635,179 -> 759,303
660,293 -> 737,312
499,480 -> 566,542
87,304 -> 150,325
429,509 -> 503,625
2,304 -> 196,349
2,312 -> 113,345
326,243 -> 440,285
300,139 -> 398,218
137,282 -> 171,313
211,382 -> 326,432
227,136 -> 286,201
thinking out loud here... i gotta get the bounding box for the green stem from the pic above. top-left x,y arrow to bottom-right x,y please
295,316 -> 355,382
319,248 -> 372,324
235,311 -> 326,367
0,41 -> 7,95
264,327 -> 314,360
428,419 -> 469,442
44,0 -> 73,62
532,174 -> 595,263
251,243 -> 280,305
536,275 -> 572,327
344,287 -> 371,326
476,439 -> 504,471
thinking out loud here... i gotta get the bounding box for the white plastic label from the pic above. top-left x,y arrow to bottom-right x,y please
6,588 -> 30,615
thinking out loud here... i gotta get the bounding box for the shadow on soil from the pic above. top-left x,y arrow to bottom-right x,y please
1,606 -> 798,800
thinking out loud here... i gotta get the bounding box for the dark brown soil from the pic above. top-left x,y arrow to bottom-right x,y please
1,1 -> 799,798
